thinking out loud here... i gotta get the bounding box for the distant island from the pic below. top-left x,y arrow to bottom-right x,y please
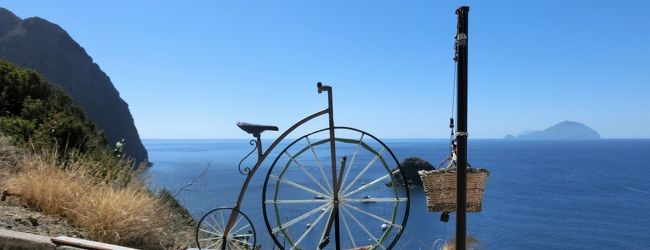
505,121 -> 601,140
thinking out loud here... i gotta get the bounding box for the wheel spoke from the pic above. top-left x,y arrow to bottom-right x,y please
344,203 -> 402,230
345,197 -> 407,203
270,175 -> 330,199
219,211 -> 226,232
206,214 -> 222,233
205,238 -> 221,250
200,227 -> 222,237
291,204 -> 332,249
285,151 -> 332,195
230,216 -> 244,234
343,174 -> 390,198
341,148 -> 386,195
306,136 -> 334,194
226,237 -> 254,247
263,128 -> 409,250
199,237 -> 221,242
341,206 -> 387,250
272,202 -> 331,234
198,208 -> 255,250
338,134 -> 364,195
317,204 -> 335,249
228,240 -> 242,250
232,223 -> 251,235
199,226 -> 219,235
265,199 -> 330,204
340,207 -> 358,249
231,233 -> 254,237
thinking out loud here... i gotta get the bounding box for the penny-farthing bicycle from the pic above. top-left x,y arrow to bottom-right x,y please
196,83 -> 410,249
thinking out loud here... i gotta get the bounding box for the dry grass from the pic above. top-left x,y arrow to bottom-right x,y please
0,136 -> 20,169
3,147 -> 192,249
0,136 -> 21,191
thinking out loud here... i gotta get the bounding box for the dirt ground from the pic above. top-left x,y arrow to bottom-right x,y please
0,190 -> 88,239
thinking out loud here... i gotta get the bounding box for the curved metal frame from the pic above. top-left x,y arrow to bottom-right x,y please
197,83 -> 409,250
199,84 -> 331,250
261,127 -> 410,250
238,140 -> 258,175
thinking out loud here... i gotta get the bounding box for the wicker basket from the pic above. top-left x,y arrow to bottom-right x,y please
418,168 -> 490,212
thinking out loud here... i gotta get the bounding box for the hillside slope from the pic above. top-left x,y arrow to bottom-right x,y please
0,8 -> 147,163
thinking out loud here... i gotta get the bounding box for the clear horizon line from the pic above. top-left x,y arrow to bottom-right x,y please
140,137 -> 650,140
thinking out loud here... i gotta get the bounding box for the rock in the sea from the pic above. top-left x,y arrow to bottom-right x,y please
392,157 -> 435,186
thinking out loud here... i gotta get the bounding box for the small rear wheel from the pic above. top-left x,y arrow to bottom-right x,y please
196,207 -> 256,250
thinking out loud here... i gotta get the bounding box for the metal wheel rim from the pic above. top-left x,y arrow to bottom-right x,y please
196,207 -> 257,250
262,127 -> 410,250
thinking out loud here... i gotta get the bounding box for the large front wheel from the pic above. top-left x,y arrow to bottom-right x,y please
262,127 -> 409,250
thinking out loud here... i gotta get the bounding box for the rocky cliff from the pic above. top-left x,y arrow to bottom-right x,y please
0,8 -> 147,163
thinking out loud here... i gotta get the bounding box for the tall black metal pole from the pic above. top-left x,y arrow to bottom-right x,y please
455,6 -> 469,250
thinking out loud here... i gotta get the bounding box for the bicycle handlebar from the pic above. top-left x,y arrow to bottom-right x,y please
317,82 -> 331,94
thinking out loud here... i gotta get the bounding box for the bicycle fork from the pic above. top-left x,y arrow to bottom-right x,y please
319,156 -> 347,249
316,83 -> 343,250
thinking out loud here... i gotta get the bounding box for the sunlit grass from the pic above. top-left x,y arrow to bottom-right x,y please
3,145 -> 192,249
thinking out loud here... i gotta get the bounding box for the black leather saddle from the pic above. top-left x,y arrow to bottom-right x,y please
237,122 -> 279,135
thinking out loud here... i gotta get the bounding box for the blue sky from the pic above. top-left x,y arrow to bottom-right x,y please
2,1 -> 649,139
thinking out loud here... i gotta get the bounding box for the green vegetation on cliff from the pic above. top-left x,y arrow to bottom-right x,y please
0,60 -> 193,248
0,60 -> 106,154
0,7 -> 148,163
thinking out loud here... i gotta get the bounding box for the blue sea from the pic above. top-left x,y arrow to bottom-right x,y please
144,139 -> 650,249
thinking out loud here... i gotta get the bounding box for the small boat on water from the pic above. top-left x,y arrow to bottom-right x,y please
362,195 -> 375,203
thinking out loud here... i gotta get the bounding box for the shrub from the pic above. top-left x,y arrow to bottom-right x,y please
6,152 -> 191,249
0,60 -> 106,157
